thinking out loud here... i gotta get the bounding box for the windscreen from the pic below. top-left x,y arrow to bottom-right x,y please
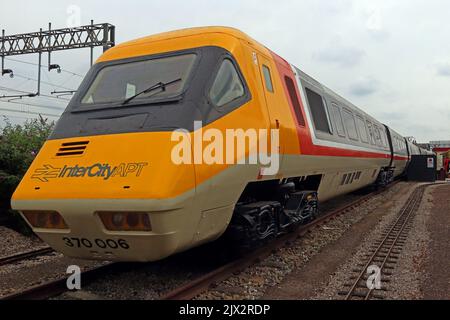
81,53 -> 197,105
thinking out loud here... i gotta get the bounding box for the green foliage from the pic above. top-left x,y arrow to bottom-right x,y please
0,116 -> 54,232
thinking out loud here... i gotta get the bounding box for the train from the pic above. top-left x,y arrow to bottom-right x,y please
11,27 -> 431,262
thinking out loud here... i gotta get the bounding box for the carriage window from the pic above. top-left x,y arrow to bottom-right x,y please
305,87 -> 331,133
262,65 -> 274,92
397,137 -> 405,154
366,121 -> 376,145
342,109 -> 359,141
356,116 -> 369,143
330,103 -> 346,137
209,59 -> 245,107
284,76 -> 305,126
378,127 -> 387,147
374,127 -> 383,146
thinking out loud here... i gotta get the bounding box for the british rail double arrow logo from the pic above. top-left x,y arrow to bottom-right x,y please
31,165 -> 61,182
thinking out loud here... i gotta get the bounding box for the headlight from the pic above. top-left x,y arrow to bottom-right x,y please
22,211 -> 69,230
98,212 -> 152,232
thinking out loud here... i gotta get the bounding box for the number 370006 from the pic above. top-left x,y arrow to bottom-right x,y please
62,237 -> 130,250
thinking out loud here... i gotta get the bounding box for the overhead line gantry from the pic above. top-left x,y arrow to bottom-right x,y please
0,21 -> 115,100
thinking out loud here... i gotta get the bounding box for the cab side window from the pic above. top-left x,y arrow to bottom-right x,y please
284,76 -> 306,126
262,65 -> 274,92
209,59 -> 245,107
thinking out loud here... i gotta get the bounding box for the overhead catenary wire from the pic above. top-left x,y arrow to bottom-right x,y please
12,74 -> 76,91
0,86 -> 71,102
0,99 -> 65,112
57,73 -> 77,90
0,22 -> 114,124
1,114 -> 40,121
0,106 -> 61,118
4,57 -> 84,78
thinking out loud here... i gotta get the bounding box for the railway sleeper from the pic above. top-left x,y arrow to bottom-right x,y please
374,255 -> 399,262
354,282 -> 389,292
369,248 -> 403,255
371,257 -> 398,264
349,275 -> 392,283
345,289 -> 386,300
372,240 -> 405,246
369,252 -> 401,258
355,262 -> 396,270
350,268 -> 393,276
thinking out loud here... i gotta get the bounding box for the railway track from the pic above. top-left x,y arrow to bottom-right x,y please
1,181 -> 399,300
0,247 -> 54,267
161,182 -> 400,300
0,262 -> 116,300
340,184 -> 428,300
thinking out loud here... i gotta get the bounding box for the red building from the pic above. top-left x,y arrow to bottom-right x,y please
430,141 -> 450,153
429,141 -> 450,178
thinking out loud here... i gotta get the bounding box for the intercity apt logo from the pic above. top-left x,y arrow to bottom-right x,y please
31,162 -> 148,182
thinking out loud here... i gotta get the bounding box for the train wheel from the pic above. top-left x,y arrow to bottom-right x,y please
226,201 -> 280,250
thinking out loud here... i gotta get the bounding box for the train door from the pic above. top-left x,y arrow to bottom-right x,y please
256,53 -> 285,176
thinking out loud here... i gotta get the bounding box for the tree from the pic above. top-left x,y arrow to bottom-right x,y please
0,116 -> 55,231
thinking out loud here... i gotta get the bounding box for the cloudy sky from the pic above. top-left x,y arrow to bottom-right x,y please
1,0 -> 449,142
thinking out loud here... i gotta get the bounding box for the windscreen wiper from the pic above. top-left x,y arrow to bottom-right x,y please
121,78 -> 182,105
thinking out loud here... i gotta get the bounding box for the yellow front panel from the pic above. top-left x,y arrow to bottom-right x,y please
12,132 -> 195,200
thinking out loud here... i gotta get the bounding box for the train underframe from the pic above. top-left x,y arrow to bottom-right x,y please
226,167 -> 395,249
225,176 -> 321,248
376,167 -> 395,188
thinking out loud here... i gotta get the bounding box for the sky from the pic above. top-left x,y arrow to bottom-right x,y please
1,0 -> 449,142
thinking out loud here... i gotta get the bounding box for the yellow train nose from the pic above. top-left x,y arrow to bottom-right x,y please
10,132 -> 202,262
11,132 -> 196,201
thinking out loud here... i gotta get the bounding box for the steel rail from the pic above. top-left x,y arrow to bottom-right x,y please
161,182 -> 400,300
0,262 -> 116,300
0,247 -> 54,267
344,184 -> 428,300
1,182 -> 401,301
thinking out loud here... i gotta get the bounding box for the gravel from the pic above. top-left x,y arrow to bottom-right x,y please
54,186 -> 397,300
197,182 -> 414,300
0,227 -> 104,298
57,262 -> 202,300
55,243 -> 229,300
0,251 -> 103,298
312,183 -> 420,299
4,181 -> 437,301
421,184 -> 450,299
384,185 -> 434,299
0,226 -> 45,257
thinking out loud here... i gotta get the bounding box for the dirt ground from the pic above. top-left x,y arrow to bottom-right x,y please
2,183 -> 448,300
263,183 -> 450,300
263,182 -> 416,299
421,184 -> 450,299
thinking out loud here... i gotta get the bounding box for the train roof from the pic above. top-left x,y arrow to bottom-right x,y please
99,26 -> 412,142
294,67 -> 389,133
115,26 -> 259,46
98,26 -> 271,63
